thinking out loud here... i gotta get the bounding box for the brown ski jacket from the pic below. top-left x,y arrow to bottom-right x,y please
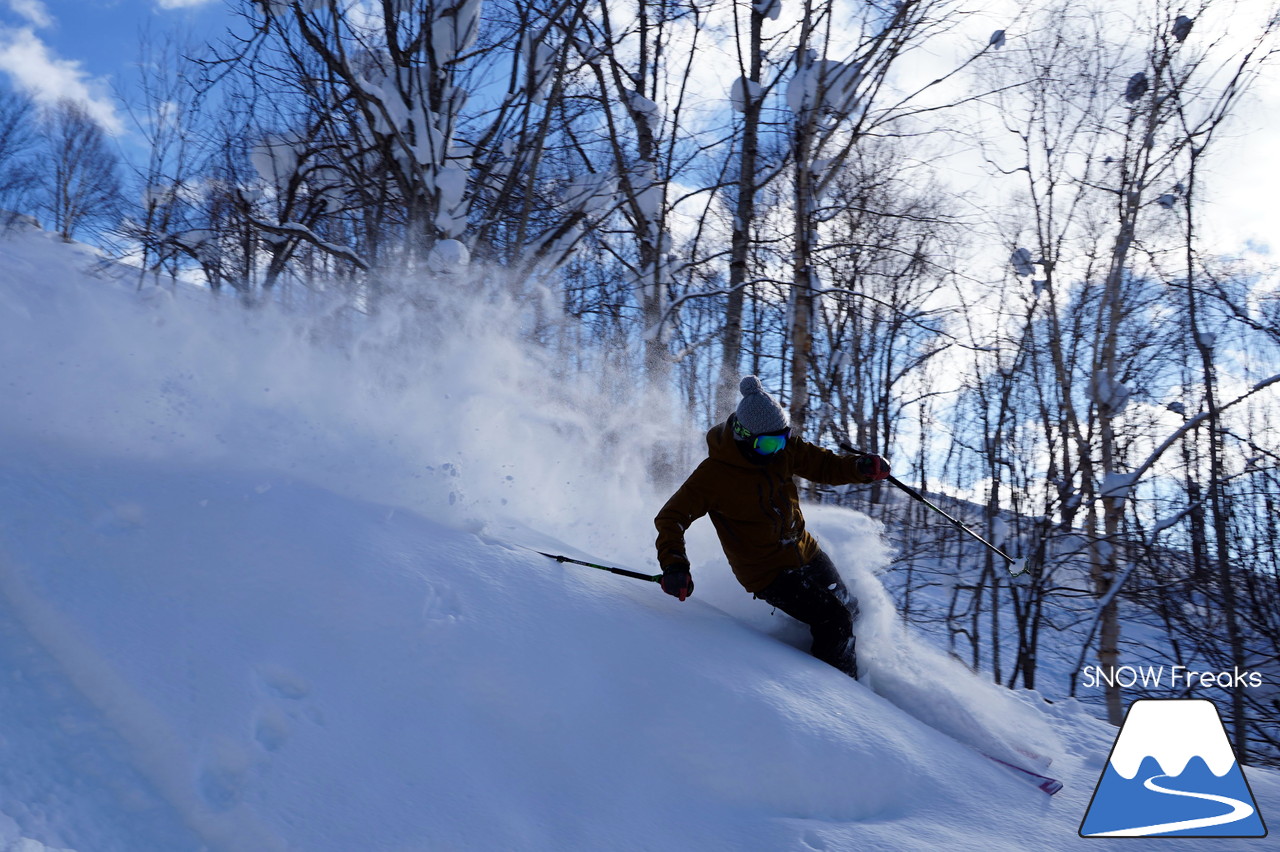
654,417 -> 875,594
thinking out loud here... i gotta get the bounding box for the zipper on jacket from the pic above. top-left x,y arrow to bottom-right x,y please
760,476 -> 793,547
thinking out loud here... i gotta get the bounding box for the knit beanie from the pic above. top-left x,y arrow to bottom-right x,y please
735,376 -> 789,435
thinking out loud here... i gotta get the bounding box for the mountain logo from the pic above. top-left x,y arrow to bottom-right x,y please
1080,698 -> 1268,838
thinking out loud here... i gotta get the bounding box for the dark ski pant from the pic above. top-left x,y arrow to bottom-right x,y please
756,549 -> 860,679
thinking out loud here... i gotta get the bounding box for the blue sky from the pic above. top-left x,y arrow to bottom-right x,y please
0,0 -> 233,135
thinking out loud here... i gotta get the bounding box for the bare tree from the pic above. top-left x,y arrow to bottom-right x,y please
0,84 -> 38,219
40,99 -> 123,242
1162,3 -> 1280,758
716,0 -> 786,415
118,30 -> 209,285
211,0 -> 484,267
782,0 -> 999,437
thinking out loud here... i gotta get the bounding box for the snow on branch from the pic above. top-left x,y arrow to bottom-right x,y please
787,58 -> 862,116
1125,372 -> 1280,487
730,77 -> 763,113
754,0 -> 782,21
247,218 -> 369,271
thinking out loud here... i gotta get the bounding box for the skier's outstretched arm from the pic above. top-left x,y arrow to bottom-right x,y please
654,469 -> 710,600
791,439 -> 889,485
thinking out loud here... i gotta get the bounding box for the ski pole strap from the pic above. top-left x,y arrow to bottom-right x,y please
533,550 -> 663,583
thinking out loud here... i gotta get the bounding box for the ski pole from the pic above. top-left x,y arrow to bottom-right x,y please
839,442 -> 1028,577
532,550 -> 663,583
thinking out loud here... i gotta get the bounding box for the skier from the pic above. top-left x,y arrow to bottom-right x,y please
654,376 -> 890,680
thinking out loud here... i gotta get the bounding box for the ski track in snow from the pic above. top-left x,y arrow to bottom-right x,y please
0,549 -> 288,852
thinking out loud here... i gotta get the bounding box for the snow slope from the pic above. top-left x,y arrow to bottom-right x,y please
0,224 -> 1276,850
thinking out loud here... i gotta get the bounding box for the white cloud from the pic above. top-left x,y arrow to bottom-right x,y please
0,25 -> 123,134
153,0 -> 219,8
5,0 -> 52,29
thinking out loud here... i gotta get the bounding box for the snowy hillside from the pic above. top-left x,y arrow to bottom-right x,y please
1,224 -> 1276,850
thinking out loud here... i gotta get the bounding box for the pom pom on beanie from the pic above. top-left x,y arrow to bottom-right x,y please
735,376 -> 789,435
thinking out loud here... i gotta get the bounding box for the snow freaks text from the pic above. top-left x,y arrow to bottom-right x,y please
1082,666 -> 1265,690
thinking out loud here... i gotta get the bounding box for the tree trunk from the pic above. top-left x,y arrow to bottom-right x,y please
1183,157 -> 1249,760
789,121 -> 815,435
718,4 -> 765,417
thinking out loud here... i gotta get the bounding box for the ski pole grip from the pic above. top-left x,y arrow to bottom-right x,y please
839,442 -> 911,492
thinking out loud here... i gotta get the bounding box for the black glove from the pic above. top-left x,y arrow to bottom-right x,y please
855,453 -> 891,482
660,559 -> 694,601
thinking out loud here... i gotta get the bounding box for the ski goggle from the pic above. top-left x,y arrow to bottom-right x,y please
752,430 -> 790,455
733,417 -> 790,455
